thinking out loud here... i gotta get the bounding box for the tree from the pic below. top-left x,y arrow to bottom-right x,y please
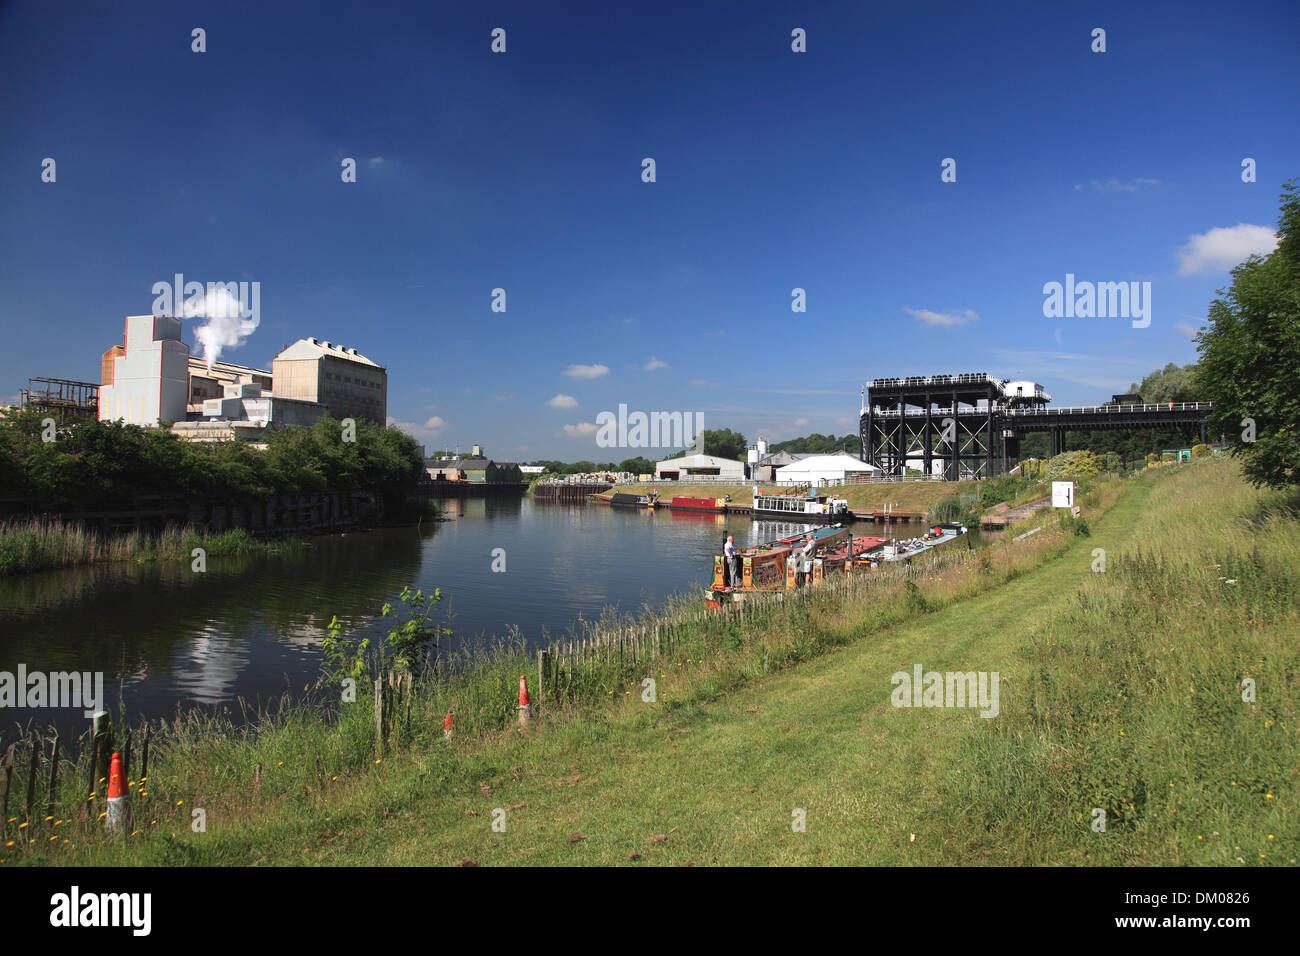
617,457 -> 654,474
701,428 -> 747,461
1197,179 -> 1300,488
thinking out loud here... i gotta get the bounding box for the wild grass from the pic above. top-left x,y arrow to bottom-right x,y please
0,519 -> 299,576
6,459 -> 1291,866
3,482 -> 1082,865
935,458 -> 1299,864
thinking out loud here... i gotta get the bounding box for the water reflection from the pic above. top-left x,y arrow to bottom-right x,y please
0,501 -> 985,732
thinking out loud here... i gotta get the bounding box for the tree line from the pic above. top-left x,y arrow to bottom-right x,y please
0,410 -> 426,510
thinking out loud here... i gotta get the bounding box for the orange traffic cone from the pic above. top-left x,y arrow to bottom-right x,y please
518,675 -> 532,725
443,710 -> 453,740
105,752 -> 127,832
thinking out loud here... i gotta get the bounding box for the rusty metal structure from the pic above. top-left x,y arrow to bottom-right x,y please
19,377 -> 100,423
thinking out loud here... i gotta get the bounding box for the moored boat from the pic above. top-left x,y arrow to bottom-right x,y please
706,525 -> 887,603
609,491 -> 656,508
875,524 -> 969,563
750,487 -> 853,524
666,495 -> 728,513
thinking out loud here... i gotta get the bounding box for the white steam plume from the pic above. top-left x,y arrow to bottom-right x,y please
182,285 -> 259,369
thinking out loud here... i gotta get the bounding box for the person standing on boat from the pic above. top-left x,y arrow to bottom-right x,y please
724,535 -> 739,587
798,533 -> 816,585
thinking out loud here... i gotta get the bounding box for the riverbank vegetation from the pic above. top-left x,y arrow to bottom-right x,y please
0,520 -> 301,576
9,456 -> 1293,865
0,409 -> 425,510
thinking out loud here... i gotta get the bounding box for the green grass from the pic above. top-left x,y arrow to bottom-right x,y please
4,458 -> 1295,865
0,519 -> 300,576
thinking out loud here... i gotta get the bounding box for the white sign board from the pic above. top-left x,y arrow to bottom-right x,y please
1052,481 -> 1074,508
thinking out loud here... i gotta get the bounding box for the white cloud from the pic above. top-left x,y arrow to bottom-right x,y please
1177,224 -> 1278,275
1053,328 -> 1063,347
563,363 -> 610,379
1075,177 -> 1160,192
688,379 -> 718,387
905,307 -> 979,328
562,422 -> 598,437
644,356 -> 669,371
793,418 -> 810,427
1174,320 -> 1202,339
387,415 -> 449,441
546,394 -> 579,409
621,317 -> 638,325
489,393 -> 512,401
368,156 -> 385,167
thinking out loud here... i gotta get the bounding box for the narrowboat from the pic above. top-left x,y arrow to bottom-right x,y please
706,525 -> 888,604
608,492 -> 656,508
875,524 -> 969,562
666,495 -> 729,514
750,487 -> 853,524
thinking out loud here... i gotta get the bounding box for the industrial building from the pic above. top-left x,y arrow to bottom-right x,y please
19,378 -> 100,423
97,318 -> 387,442
654,453 -> 746,480
99,315 -> 191,425
774,452 -> 878,486
425,446 -> 523,483
272,337 -> 387,424
861,372 -> 1210,479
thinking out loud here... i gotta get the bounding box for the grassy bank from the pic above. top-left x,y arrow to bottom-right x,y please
4,458 -> 1294,865
0,519 -> 301,576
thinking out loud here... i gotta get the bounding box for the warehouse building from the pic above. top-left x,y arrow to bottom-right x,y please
272,338 -> 387,423
654,453 -> 746,480
774,452 -> 878,487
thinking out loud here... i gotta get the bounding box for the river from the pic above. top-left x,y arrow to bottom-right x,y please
0,497 -> 981,734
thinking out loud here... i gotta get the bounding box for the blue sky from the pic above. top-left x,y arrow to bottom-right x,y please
2,0 -> 1296,460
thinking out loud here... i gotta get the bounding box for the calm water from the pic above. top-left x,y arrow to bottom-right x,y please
0,498 -> 977,733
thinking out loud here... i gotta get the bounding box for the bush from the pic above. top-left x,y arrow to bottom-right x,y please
1191,443 -> 1211,458
930,496 -> 963,523
1046,450 -> 1100,480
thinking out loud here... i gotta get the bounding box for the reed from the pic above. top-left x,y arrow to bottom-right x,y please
0,519 -> 299,576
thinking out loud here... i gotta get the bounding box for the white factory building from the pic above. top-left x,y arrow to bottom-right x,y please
98,316 -> 386,442
655,453 -> 747,480
98,315 -> 191,426
774,452 -> 878,487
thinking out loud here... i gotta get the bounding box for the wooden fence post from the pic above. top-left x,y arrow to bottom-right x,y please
46,735 -> 60,820
24,731 -> 40,822
373,678 -> 385,756
537,649 -> 547,709
91,711 -> 112,797
2,744 -> 14,837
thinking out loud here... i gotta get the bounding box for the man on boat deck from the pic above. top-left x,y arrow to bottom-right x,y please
724,535 -> 738,587
797,533 -> 816,585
